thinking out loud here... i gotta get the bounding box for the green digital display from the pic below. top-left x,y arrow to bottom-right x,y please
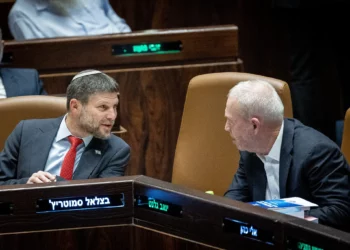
296,242 -> 323,250
133,44 -> 161,53
112,41 -> 182,56
148,198 -> 169,212
135,195 -> 182,217
287,238 -> 324,250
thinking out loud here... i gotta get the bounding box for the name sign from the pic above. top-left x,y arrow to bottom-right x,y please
287,238 -> 324,250
36,194 -> 124,213
112,41 -> 182,56
134,195 -> 182,217
223,217 -> 275,245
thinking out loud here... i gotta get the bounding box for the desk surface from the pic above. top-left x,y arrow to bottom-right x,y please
0,175 -> 348,250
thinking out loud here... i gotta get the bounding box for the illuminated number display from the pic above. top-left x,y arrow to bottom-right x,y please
36,194 -> 125,213
135,195 -> 182,217
223,217 -> 275,245
112,41 -> 182,56
287,238 -> 324,250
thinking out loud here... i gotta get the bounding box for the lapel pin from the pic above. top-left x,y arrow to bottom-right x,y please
95,150 -> 101,155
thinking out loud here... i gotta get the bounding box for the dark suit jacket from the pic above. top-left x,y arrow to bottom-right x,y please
0,117 -> 130,185
224,118 -> 350,231
0,68 -> 46,96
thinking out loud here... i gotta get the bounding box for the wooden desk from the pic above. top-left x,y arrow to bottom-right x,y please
0,176 -> 349,250
2,25 -> 238,72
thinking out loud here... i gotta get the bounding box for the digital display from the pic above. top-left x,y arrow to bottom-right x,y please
112,41 -> 182,56
223,217 -> 275,245
287,238 -> 324,250
0,202 -> 14,215
36,194 -> 124,213
134,195 -> 182,217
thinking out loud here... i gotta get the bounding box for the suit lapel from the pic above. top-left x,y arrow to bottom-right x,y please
29,117 -> 62,174
249,154 -> 267,201
73,138 -> 108,179
0,69 -> 20,97
279,119 -> 294,198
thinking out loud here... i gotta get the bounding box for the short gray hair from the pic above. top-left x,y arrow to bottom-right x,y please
66,69 -> 119,110
228,79 -> 284,123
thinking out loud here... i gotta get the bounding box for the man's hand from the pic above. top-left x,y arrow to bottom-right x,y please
27,171 -> 56,184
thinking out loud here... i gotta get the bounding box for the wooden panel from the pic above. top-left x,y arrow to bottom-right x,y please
132,226 -> 218,250
110,0 -> 239,31
0,226 -> 133,250
40,61 -> 243,181
0,224 -> 220,250
2,25 -> 238,72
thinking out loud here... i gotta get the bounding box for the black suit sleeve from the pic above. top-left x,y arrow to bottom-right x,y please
0,121 -> 30,185
224,152 -> 251,202
305,142 -> 350,231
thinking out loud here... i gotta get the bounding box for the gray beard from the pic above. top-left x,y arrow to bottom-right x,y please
49,0 -> 82,16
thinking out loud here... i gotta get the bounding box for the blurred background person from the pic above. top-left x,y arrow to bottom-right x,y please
8,0 -> 131,40
0,27 -> 46,97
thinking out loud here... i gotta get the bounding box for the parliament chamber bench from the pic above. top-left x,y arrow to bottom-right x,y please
1,25 -> 243,182
0,175 -> 348,250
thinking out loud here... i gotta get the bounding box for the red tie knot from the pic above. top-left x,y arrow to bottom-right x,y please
68,136 -> 83,148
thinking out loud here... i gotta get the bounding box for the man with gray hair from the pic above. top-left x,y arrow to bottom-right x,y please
0,69 -> 130,185
224,79 -> 350,232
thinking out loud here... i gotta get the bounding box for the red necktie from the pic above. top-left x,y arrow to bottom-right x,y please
60,136 -> 83,180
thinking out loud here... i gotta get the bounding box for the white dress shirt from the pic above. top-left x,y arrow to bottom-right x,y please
9,0 -> 131,40
256,121 -> 284,200
44,115 -> 93,177
0,76 -> 7,98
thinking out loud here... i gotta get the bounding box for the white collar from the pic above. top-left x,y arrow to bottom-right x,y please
258,120 -> 284,162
